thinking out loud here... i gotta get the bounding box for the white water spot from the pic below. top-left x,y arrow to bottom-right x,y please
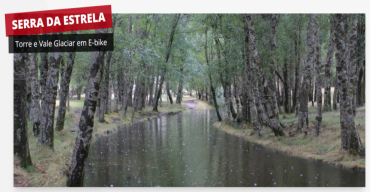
270,172 -> 273,175
300,174 -> 303,177
110,184 -> 113,187
274,182 -> 276,185
254,183 -> 257,186
291,166 -> 294,169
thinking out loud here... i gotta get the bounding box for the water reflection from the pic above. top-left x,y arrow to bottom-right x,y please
84,110 -> 365,187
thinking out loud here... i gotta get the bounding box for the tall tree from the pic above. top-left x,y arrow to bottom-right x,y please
204,27 -> 222,121
268,14 -> 280,116
28,53 -> 41,135
298,14 -> 316,132
246,14 -> 284,136
333,14 -> 363,154
38,53 -> 48,107
56,32 -> 77,131
175,65 -> 184,104
314,15 -> 322,136
39,48 -> 62,149
67,28 -> 108,187
14,53 -> 33,168
323,16 -> 335,112
153,14 -> 181,112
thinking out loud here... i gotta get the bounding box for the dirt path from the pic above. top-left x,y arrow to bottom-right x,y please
184,100 -> 197,109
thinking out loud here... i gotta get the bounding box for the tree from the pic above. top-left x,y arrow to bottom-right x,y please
56,32 -> 77,131
14,52 -> 32,168
246,14 -> 283,136
39,47 -> 62,148
67,28 -> 108,187
313,15 -> 322,136
28,53 -> 41,135
333,14 -> 363,154
298,14 -> 317,132
323,16 -> 335,112
153,14 -> 181,112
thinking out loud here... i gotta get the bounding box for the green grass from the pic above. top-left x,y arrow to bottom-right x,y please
214,103 -> 365,170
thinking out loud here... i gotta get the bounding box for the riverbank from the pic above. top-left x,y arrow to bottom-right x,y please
14,95 -> 211,187
213,105 -> 365,171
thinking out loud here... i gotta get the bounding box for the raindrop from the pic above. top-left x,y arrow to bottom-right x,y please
270,172 -> 273,175
291,166 -> 294,169
110,184 -> 113,187
254,183 -> 257,186
274,182 -> 276,185
300,174 -> 303,177
315,177 -> 317,180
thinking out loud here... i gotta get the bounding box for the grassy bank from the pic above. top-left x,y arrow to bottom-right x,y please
14,95 -> 204,187
214,105 -> 365,171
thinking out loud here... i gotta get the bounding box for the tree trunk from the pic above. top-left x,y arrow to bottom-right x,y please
204,27 -> 222,121
56,46 -> 76,131
39,53 -> 48,108
67,90 -> 70,112
334,14 -> 363,155
39,50 -> 61,149
234,77 -> 241,122
176,66 -> 184,104
67,28 -> 107,187
246,14 -> 283,136
293,16 -> 302,114
283,59 -> 290,113
166,81 -> 173,104
313,16 -> 322,136
113,65 -> 119,112
269,14 -> 279,117
148,75 -> 154,106
333,71 -> 338,110
153,14 -> 180,112
76,86 -> 81,100
153,76 -> 159,106
348,15 -> 358,116
242,25 -> 260,135
298,14 -> 316,132
98,53 -> 112,122
356,14 -> 365,107
108,79 -> 112,113
324,16 -> 335,112
28,53 -> 41,136
14,53 -> 33,168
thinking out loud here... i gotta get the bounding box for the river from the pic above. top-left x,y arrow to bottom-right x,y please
83,110 -> 365,187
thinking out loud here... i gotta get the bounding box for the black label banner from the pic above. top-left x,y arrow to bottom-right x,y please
9,33 -> 114,53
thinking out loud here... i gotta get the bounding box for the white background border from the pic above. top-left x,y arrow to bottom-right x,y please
0,0 -> 369,191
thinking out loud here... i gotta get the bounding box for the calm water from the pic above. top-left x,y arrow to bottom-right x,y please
83,110 -> 365,187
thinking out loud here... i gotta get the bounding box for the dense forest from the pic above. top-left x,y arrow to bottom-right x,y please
13,14 -> 365,186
